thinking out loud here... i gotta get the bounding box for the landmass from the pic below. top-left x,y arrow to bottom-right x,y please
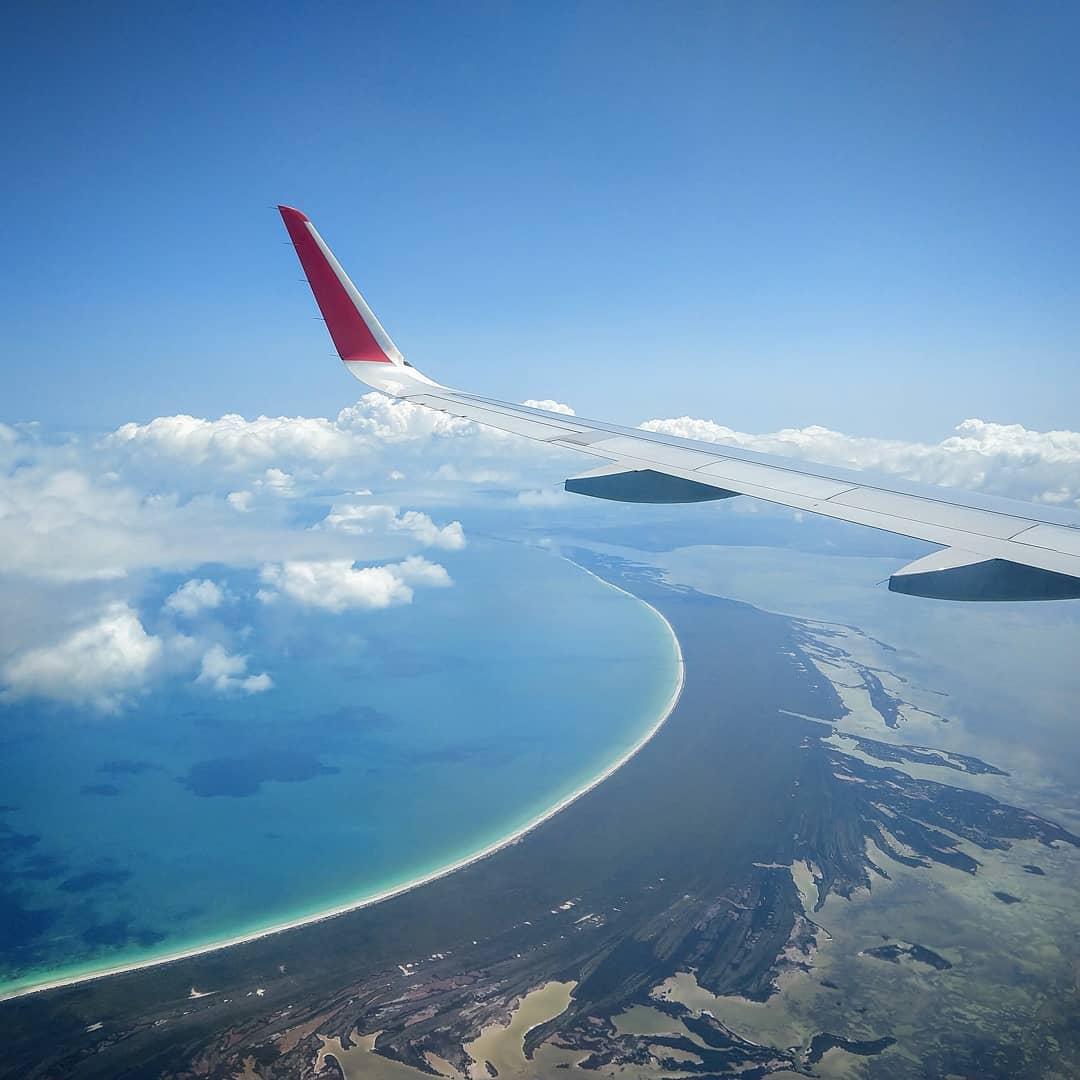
0,552 -> 1076,1079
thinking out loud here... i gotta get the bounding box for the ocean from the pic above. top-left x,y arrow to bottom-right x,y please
0,539 -> 680,997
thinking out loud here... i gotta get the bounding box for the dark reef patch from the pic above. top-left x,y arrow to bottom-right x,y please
315,704 -> 392,730
80,784 -> 121,797
0,826 -> 39,855
170,905 -> 205,922
0,891 -> 59,953
58,868 -> 131,894
98,760 -> 160,776
19,852 -> 68,880
180,750 -> 339,797
82,919 -> 167,949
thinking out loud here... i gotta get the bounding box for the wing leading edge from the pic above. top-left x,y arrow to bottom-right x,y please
278,206 -> 1080,602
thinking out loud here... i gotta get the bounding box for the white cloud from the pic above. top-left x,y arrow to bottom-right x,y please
164,579 -> 225,618
109,413 -> 356,466
98,394 -> 579,510
516,487 -> 576,507
0,468 -> 152,581
5,393 -> 1078,593
104,394 -> 1080,516
335,393 -> 476,443
0,396 -> 507,581
196,643 -> 272,695
521,399 -> 576,416
106,393 -> 484,477
321,501 -> 466,550
433,464 -> 517,485
640,416 -> 1080,510
258,556 -> 452,612
259,467 -> 295,496
1,603 -> 162,712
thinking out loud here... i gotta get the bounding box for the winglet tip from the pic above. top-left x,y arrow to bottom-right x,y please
277,204 -> 309,224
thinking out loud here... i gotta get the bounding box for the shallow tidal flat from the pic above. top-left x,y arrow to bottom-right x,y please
2,547 -> 1078,1079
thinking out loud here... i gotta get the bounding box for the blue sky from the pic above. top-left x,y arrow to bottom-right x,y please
2,2 -> 1077,438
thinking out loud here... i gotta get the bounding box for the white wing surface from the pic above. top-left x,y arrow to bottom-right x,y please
279,206 -> 1080,602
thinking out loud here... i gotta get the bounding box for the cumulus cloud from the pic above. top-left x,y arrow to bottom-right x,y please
516,487 -> 576,507
258,556 -> 452,612
109,413 -> 356,466
5,391 -> 1078,592
103,394 -> 1080,515
640,416 -> 1080,510
259,467 -> 295,496
106,393 -> 487,480
98,393 -> 579,509
1,603 -> 162,712
433,464 -> 518,486
321,501 -> 466,550
522,399 -> 576,415
196,644 -> 272,695
336,393 -> 477,443
164,579 -> 225,618
0,395 -> 516,581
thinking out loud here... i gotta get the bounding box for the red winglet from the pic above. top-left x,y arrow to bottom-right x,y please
278,205 -> 396,363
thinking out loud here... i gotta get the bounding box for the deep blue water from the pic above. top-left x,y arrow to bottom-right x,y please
0,541 -> 678,995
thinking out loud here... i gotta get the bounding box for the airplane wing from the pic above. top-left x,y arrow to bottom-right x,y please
279,205 -> 1080,602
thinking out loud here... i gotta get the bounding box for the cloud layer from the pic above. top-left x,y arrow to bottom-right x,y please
640,416 -> 1080,509
3,390 -> 1078,713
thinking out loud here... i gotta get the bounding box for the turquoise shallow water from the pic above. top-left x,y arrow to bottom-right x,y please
0,540 -> 679,996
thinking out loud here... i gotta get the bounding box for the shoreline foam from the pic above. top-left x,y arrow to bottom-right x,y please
0,568 -> 684,1003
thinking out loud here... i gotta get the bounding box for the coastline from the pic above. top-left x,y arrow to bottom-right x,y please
0,570 -> 685,1004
